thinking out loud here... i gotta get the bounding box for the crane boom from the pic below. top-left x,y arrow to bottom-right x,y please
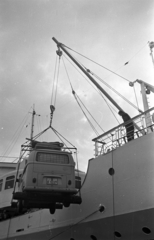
52,37 -> 123,112
52,37 -> 142,132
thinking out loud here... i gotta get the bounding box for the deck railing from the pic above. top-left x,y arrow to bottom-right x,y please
92,107 -> 154,157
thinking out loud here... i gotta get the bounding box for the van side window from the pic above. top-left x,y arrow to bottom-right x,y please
0,179 -> 3,191
5,176 -> 15,190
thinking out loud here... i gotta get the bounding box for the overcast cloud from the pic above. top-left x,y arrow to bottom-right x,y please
0,0 -> 154,171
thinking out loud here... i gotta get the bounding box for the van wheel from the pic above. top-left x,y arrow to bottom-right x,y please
63,202 -> 70,208
49,207 -> 55,214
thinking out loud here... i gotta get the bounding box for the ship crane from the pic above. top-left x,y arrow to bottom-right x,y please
130,79 -> 154,131
52,37 -> 142,133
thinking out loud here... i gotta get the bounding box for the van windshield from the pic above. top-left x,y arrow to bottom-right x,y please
36,152 -> 69,164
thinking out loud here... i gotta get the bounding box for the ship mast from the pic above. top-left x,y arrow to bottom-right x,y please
30,105 -> 36,140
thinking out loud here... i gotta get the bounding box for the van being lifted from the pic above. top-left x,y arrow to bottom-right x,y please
13,141 -> 82,214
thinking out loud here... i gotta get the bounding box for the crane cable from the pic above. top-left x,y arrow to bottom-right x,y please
62,51 -> 142,114
51,54 -> 61,107
63,54 -> 120,125
90,70 -> 142,113
62,56 -> 102,136
62,44 -> 131,83
62,42 -> 148,83
62,42 -> 149,113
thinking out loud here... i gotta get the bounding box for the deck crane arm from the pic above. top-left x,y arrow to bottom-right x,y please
52,37 -> 142,132
136,79 -> 154,94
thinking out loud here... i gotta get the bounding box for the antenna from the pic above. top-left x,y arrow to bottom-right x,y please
149,41 -> 154,69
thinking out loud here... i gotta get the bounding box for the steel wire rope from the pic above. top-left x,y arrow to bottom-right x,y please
98,89 -> 120,124
1,112 -> 29,158
61,56 -> 100,136
51,127 -> 76,151
62,42 -> 147,113
123,42 -> 149,66
74,92 -> 103,135
48,209 -> 99,240
53,57 -> 61,106
36,115 -> 42,141
51,127 -> 69,150
62,43 -> 131,83
63,54 -> 120,126
63,42 -> 148,83
92,71 -> 142,112
51,54 -> 58,105
104,42 -> 149,79
62,54 -> 119,146
1,108 -> 31,161
74,92 -> 99,136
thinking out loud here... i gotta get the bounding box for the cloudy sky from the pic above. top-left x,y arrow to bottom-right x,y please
0,0 -> 154,171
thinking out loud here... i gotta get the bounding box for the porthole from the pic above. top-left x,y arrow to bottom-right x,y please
99,204 -> 105,213
109,168 -> 115,176
142,227 -> 151,234
114,231 -> 122,238
90,235 -> 97,240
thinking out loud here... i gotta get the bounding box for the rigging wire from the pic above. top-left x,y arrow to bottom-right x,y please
98,90 -> 120,124
1,108 -> 31,161
51,127 -> 77,150
63,54 -> 120,124
62,56 -> 101,136
48,209 -> 99,240
53,57 -> 61,106
63,52 -> 141,115
63,41 -> 148,83
92,71 -> 142,112
51,54 -> 58,105
133,85 -> 140,112
75,91 -> 105,134
123,42 -> 148,66
73,91 -> 99,136
62,44 -> 131,83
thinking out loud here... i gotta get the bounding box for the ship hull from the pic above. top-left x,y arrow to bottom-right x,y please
1,208 -> 154,240
1,132 -> 154,239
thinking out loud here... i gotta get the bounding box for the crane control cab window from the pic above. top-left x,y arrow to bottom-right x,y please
5,176 -> 15,190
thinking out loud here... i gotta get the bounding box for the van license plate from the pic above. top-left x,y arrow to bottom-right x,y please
46,177 -> 58,185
